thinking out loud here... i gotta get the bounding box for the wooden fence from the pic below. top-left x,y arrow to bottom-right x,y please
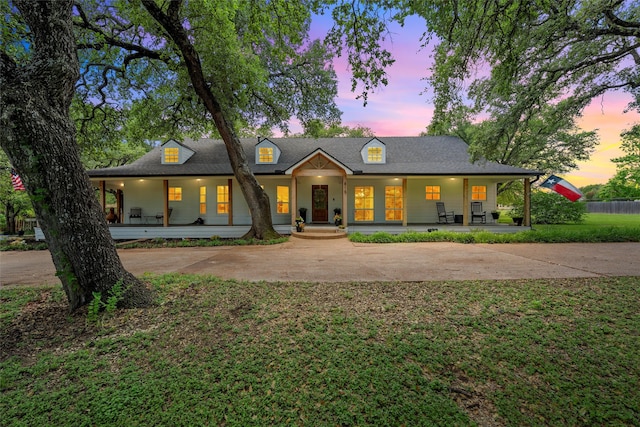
586,201 -> 640,214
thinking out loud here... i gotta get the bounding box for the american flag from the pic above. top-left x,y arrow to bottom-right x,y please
11,169 -> 26,191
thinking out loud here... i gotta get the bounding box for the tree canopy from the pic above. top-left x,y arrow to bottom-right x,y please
66,0 -> 363,239
1,0 -> 357,310
414,0 -> 640,132
72,0 -> 342,142
316,0 -> 639,180
291,119 -> 375,138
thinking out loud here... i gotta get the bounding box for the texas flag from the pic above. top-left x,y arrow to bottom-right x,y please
540,175 -> 582,202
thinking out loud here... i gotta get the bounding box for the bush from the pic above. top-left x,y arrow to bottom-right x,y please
512,191 -> 586,224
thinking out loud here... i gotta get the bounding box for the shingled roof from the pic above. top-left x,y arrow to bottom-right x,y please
87,136 -> 539,177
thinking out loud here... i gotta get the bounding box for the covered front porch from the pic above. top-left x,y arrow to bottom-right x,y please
35,222 -> 530,241
285,151 -> 534,228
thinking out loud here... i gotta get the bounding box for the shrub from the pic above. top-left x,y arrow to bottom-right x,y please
368,231 -> 395,242
512,191 -> 586,224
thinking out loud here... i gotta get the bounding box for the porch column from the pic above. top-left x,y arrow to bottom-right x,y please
462,178 -> 469,226
524,178 -> 531,227
342,174 -> 348,227
116,189 -> 123,224
291,175 -> 298,225
163,180 -> 169,227
402,178 -> 407,227
228,178 -> 233,226
99,181 -> 106,212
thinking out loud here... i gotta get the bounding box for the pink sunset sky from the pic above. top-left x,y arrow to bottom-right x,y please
310,14 -> 639,188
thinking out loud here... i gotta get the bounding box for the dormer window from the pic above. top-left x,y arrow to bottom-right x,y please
259,147 -> 274,163
255,138 -> 280,164
161,139 -> 194,165
368,147 -> 383,163
164,147 -> 179,163
361,138 -> 386,164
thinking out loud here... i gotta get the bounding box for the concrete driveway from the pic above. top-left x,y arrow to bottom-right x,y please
1,239 -> 639,288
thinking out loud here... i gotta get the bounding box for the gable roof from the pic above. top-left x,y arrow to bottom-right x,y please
87,136 -> 540,178
284,148 -> 355,175
160,139 -> 195,164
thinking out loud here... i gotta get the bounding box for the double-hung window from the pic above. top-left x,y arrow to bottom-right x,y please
354,186 -> 374,221
217,185 -> 229,214
385,186 -> 403,221
199,186 -> 206,214
276,186 -> 289,214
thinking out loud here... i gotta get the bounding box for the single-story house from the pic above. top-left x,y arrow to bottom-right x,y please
83,136 -> 539,239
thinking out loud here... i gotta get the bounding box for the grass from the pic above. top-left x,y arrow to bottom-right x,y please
1,276 -> 639,426
0,236 -> 289,251
349,213 -> 640,244
534,212 -> 640,229
3,216 -> 637,424
115,236 -> 289,249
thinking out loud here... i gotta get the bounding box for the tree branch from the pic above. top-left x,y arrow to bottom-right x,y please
73,2 -> 165,63
604,8 -> 640,31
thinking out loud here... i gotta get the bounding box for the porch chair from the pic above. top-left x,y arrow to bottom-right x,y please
471,202 -> 486,224
155,207 -> 173,224
128,207 -> 142,224
436,202 -> 455,224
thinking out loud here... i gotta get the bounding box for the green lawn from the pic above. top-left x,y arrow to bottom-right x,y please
350,213 -> 640,244
2,275 -> 639,426
533,212 -> 640,229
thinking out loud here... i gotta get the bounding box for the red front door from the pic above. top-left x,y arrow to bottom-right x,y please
312,185 -> 329,222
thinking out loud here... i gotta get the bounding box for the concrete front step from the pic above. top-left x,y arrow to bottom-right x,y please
291,226 -> 348,240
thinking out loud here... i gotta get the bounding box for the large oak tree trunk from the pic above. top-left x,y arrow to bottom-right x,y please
0,0 -> 154,311
141,0 -> 280,240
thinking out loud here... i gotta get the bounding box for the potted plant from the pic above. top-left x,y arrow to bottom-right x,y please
333,208 -> 342,226
491,210 -> 500,220
295,216 -> 305,232
509,205 -> 524,226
